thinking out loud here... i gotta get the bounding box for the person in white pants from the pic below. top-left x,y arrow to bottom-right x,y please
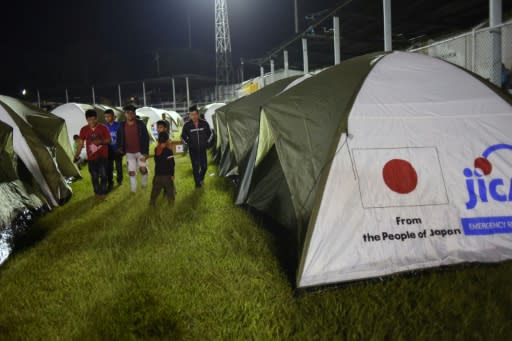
126,152 -> 148,192
116,105 -> 150,192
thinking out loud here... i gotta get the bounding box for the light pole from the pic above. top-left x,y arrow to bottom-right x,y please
294,0 -> 299,34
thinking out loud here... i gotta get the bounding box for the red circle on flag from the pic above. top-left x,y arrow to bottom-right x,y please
382,159 -> 418,194
474,157 -> 492,175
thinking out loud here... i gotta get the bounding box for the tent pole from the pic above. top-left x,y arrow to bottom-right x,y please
489,0 -> 502,86
334,16 -> 341,65
284,50 -> 289,77
37,90 -> 41,108
302,38 -> 309,74
142,81 -> 147,107
172,78 -> 176,111
92,87 -> 96,106
65,88 -> 69,103
383,0 -> 392,52
294,0 -> 299,33
186,77 -> 190,110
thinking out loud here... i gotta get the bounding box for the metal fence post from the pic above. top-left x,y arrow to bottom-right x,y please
334,16 -> 341,65
118,84 -> 122,107
302,38 -> 309,74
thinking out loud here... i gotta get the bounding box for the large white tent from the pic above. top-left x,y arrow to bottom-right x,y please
231,51 -> 512,289
297,52 -> 512,287
51,103 -> 96,146
136,107 -> 183,137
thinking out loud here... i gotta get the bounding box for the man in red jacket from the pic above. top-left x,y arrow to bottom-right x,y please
73,109 -> 111,198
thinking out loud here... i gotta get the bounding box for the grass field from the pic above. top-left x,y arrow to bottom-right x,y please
0,153 -> 511,340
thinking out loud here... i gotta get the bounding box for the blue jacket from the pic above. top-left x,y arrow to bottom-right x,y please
106,121 -> 120,152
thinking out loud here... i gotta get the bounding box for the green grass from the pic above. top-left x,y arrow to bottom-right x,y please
0,154 -> 511,340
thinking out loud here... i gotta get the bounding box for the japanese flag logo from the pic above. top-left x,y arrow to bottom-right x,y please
353,147 -> 449,208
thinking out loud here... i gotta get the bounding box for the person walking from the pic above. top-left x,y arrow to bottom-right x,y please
104,109 -> 123,191
73,109 -> 111,198
150,132 -> 176,206
181,105 -> 213,188
117,104 -> 150,193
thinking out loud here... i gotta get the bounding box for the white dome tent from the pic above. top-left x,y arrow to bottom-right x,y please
234,51 -> 512,289
202,103 -> 225,129
300,52 -> 512,287
136,107 -> 183,138
51,103 -> 97,146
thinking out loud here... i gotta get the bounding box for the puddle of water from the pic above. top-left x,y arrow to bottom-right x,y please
0,207 -> 48,266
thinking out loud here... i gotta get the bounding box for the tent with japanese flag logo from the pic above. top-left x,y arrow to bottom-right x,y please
238,51 -> 512,289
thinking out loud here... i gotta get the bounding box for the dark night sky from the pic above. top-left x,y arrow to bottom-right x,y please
0,0 -> 335,97
1,0 -> 510,99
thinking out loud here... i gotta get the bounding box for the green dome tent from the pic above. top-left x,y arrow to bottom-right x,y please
0,120 -> 46,230
215,76 -> 300,178
241,53 -> 380,236
0,95 -> 79,207
239,51 -> 512,288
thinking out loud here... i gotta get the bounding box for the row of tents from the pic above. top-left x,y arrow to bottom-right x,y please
51,104 -> 184,148
211,51 -> 512,289
0,98 -> 184,232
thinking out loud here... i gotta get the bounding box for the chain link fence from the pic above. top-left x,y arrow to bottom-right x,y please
409,21 -> 512,89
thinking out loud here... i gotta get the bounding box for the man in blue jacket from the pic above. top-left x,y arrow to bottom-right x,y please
104,109 -> 123,191
181,105 -> 213,188
117,104 -> 150,193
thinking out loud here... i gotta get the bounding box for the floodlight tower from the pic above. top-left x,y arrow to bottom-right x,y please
215,0 -> 233,86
